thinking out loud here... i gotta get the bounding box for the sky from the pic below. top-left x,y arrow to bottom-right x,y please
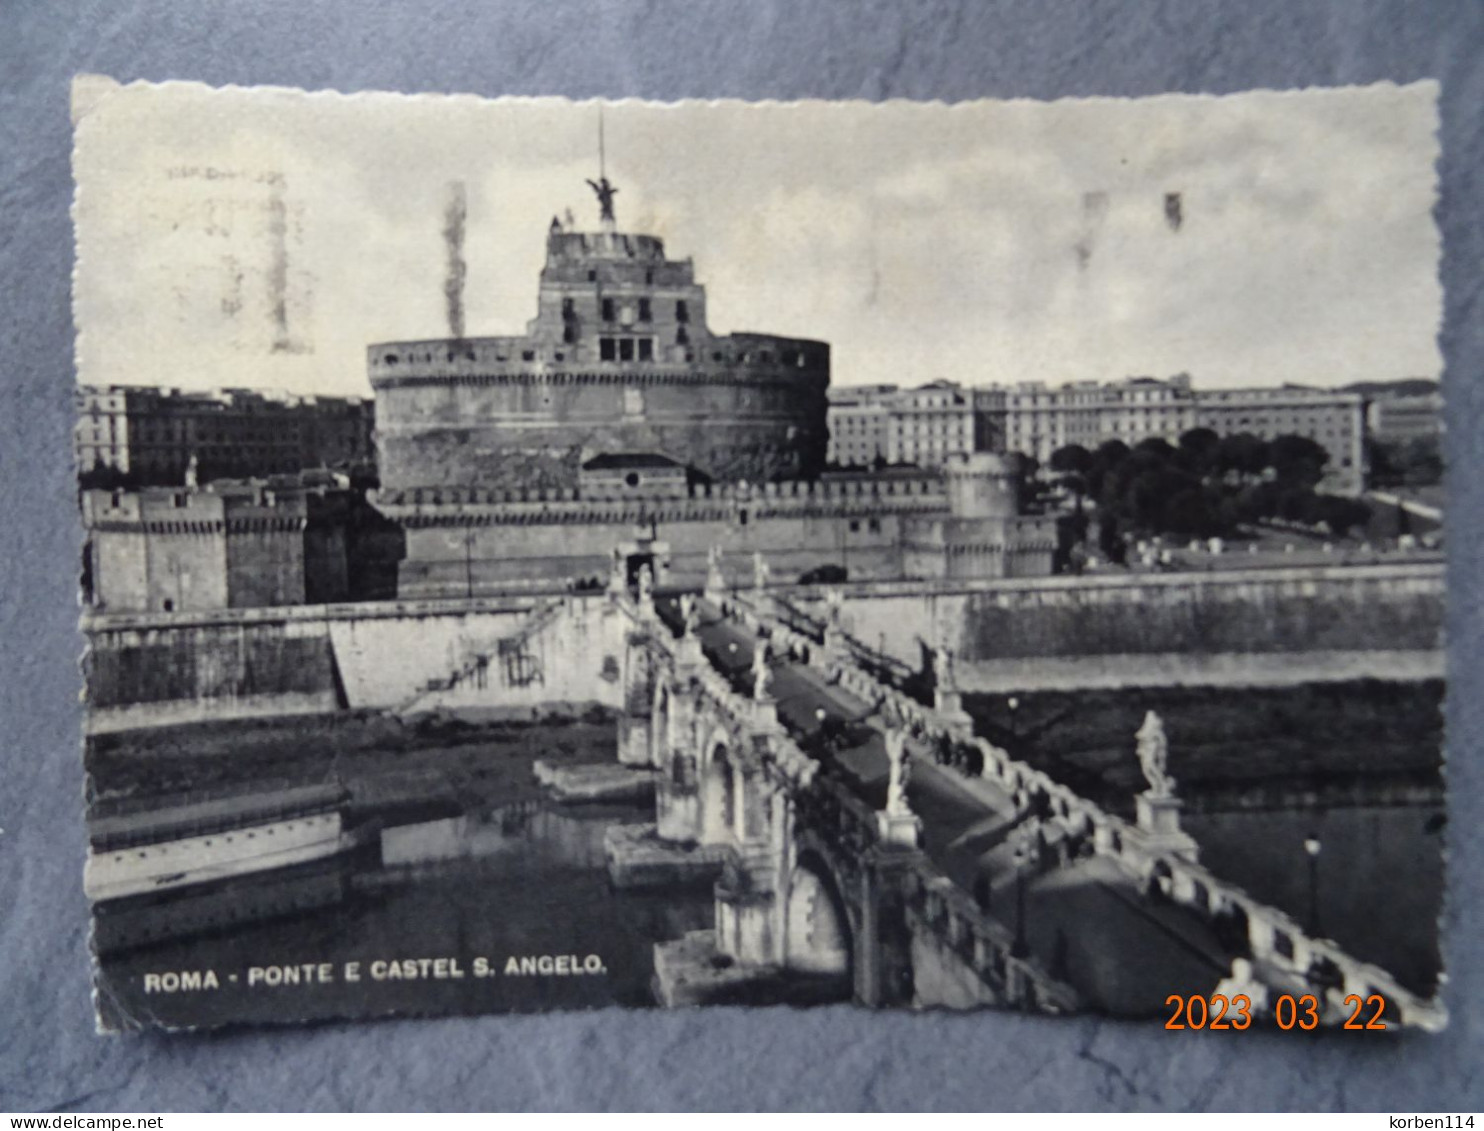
72,78 -> 1442,398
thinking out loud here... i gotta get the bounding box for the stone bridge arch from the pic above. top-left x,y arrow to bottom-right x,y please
785,845 -> 855,982
700,723 -> 740,845
783,826 -> 864,1000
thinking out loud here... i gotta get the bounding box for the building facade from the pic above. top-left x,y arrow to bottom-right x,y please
81,481 -> 356,613
1366,388 -> 1443,444
1191,385 -> 1366,492
369,220 -> 830,494
830,374 -> 1367,492
827,381 -> 997,469
74,386 -> 374,486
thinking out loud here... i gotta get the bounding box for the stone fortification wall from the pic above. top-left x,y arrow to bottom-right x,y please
82,594 -> 624,732
85,614 -> 338,731
370,340 -> 829,492
377,472 -> 954,597
399,512 -> 909,597
830,563 -> 1444,676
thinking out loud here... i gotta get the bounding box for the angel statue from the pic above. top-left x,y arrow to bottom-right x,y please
678,593 -> 699,638
751,640 -> 772,701
705,545 -> 726,594
934,644 -> 957,693
884,727 -> 913,817
822,586 -> 844,630
586,175 -> 618,223
1136,710 -> 1175,798
637,562 -> 654,604
753,551 -> 770,593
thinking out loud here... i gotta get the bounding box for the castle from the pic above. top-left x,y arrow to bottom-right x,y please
369,215 -> 830,493
366,185 -> 1056,599
80,182 -> 1057,615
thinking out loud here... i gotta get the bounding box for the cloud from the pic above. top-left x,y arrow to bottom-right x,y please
73,82 -> 1441,397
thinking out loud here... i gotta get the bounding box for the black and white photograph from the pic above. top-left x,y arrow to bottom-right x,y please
72,77 -> 1447,1032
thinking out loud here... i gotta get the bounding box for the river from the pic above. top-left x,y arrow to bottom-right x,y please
96,796 -> 716,1029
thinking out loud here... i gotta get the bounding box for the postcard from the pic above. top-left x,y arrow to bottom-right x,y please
72,77 -> 1445,1031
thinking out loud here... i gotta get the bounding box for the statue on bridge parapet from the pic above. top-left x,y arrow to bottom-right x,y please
1133,709 -> 1199,863
878,726 -> 922,848
822,586 -> 844,630
884,727 -> 913,816
705,545 -> 726,600
932,642 -> 971,724
751,640 -> 772,702
679,593 -> 699,639
752,551 -> 770,594
637,562 -> 655,611
607,547 -> 626,596
1136,710 -> 1175,799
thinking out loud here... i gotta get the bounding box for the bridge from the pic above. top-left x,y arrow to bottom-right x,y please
594,566 -> 1445,1025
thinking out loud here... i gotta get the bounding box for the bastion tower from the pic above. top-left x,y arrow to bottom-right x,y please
369,184 -> 830,494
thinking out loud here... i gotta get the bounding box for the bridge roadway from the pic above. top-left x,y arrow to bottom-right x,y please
662,592 -> 1233,1015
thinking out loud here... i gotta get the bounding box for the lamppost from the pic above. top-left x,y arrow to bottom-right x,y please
1303,834 -> 1322,937
1011,825 -> 1035,959
1006,696 -> 1020,743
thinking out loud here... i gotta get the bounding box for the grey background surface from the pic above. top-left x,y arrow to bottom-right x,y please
1,0 -> 1480,1112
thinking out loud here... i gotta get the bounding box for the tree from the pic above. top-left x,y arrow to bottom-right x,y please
1049,445 -> 1092,511
1134,436 -> 1177,462
1049,444 -> 1093,477
1216,432 -> 1270,479
1269,435 -> 1329,489
1178,427 -> 1222,474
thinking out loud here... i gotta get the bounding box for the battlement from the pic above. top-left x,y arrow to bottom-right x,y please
367,335 -> 828,389
545,230 -> 669,264
371,470 -> 948,525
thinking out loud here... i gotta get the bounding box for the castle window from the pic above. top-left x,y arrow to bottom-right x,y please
638,297 -> 652,322
600,338 -> 617,361
637,338 -> 653,362
619,338 -> 635,362
676,300 -> 690,324
602,297 -> 616,322
563,323 -> 577,344
588,270 -> 597,282
645,270 -> 653,285
739,509 -> 749,526
522,349 -> 536,362
849,520 -> 860,533
561,297 -> 575,319
677,327 -> 689,346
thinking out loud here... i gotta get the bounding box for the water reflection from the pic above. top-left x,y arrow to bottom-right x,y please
98,793 -> 716,1029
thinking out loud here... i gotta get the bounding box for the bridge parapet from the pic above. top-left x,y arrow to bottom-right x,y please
716,590 -> 1447,1028
902,867 -> 1080,1014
